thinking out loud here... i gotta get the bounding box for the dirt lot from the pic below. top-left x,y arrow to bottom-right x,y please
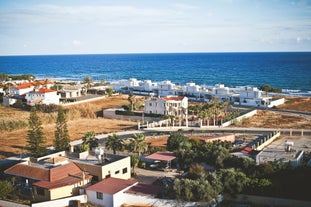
0,96 -> 310,159
0,95 -> 137,159
277,97 -> 311,112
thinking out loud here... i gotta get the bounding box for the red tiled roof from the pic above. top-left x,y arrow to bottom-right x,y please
50,162 -> 82,182
29,88 -> 56,94
145,152 -> 176,162
125,183 -> 163,196
34,172 -> 92,190
241,147 -> 253,154
86,177 -> 137,195
13,81 -> 53,90
4,164 -> 49,181
13,83 -> 34,89
162,96 -> 185,101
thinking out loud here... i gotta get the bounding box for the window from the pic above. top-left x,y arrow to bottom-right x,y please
122,168 -> 128,174
115,170 -> 120,174
149,103 -> 152,106
96,192 -> 103,200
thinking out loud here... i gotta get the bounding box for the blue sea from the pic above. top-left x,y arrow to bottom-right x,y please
0,52 -> 311,95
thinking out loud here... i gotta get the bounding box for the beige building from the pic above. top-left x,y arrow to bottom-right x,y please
4,157 -> 92,202
4,151 -> 131,202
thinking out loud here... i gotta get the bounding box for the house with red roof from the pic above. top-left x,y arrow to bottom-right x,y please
144,96 -> 188,116
86,177 -> 137,207
4,158 -> 92,202
25,88 -> 60,106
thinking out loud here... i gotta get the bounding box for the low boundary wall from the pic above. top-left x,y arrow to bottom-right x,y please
225,194 -> 311,207
222,109 -> 257,127
31,195 -> 87,207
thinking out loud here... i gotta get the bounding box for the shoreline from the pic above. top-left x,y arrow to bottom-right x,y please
41,77 -> 311,98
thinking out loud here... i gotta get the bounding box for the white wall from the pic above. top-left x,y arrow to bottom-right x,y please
31,195 -> 87,207
123,193 -> 196,207
86,190 -> 113,207
268,98 -> 285,108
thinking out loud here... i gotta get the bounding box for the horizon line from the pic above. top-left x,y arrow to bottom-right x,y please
1,50 -> 311,57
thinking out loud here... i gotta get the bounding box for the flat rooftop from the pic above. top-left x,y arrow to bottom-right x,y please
257,136 -> 311,163
28,153 -> 128,169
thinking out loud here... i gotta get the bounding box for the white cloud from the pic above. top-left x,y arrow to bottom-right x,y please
296,36 -> 301,43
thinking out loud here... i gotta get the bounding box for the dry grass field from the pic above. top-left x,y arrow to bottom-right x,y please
0,95 -> 137,159
277,97 -> 311,112
0,95 -> 310,159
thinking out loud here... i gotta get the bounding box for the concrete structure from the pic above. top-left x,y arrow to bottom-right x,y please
256,136 -> 310,167
25,88 -> 60,106
59,85 -> 83,100
144,96 -> 188,116
73,153 -> 131,181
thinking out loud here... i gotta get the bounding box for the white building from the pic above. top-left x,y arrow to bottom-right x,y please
144,96 -> 188,116
183,82 -> 201,96
112,78 -> 141,91
86,178 -> 137,207
157,80 -> 178,96
140,80 -> 157,92
9,82 -> 35,96
59,85 -> 83,99
26,88 -> 60,106
234,86 -> 277,107
8,81 -> 53,97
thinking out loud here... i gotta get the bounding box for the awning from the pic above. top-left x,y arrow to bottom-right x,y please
145,152 -> 176,162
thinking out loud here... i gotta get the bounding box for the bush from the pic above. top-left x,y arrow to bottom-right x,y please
0,180 -> 15,200
0,120 -> 28,131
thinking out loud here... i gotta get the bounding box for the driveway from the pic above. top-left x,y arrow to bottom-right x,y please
134,167 -> 179,184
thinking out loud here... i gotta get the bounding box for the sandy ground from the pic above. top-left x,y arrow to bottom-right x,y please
0,96 -> 310,159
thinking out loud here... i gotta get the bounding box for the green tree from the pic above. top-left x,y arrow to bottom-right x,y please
54,107 -> 70,152
167,130 -> 188,151
105,88 -> 113,96
128,94 -> 135,111
167,130 -> 193,170
82,131 -> 98,150
105,133 -> 124,154
129,133 -> 148,156
27,108 -> 47,157
130,154 -> 140,175
84,76 -> 93,88
0,180 -> 16,200
188,163 -> 206,179
218,168 -> 249,195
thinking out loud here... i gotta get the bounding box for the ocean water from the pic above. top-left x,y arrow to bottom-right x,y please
0,52 -> 310,94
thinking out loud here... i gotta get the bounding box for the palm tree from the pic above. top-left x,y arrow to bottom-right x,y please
128,94 -> 136,111
130,133 -> 148,156
130,154 -> 140,175
105,133 -> 124,154
82,131 -> 98,150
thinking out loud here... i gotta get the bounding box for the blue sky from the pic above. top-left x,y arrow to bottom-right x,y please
0,0 -> 310,55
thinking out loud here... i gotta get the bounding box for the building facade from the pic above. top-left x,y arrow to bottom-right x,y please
144,96 -> 188,116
